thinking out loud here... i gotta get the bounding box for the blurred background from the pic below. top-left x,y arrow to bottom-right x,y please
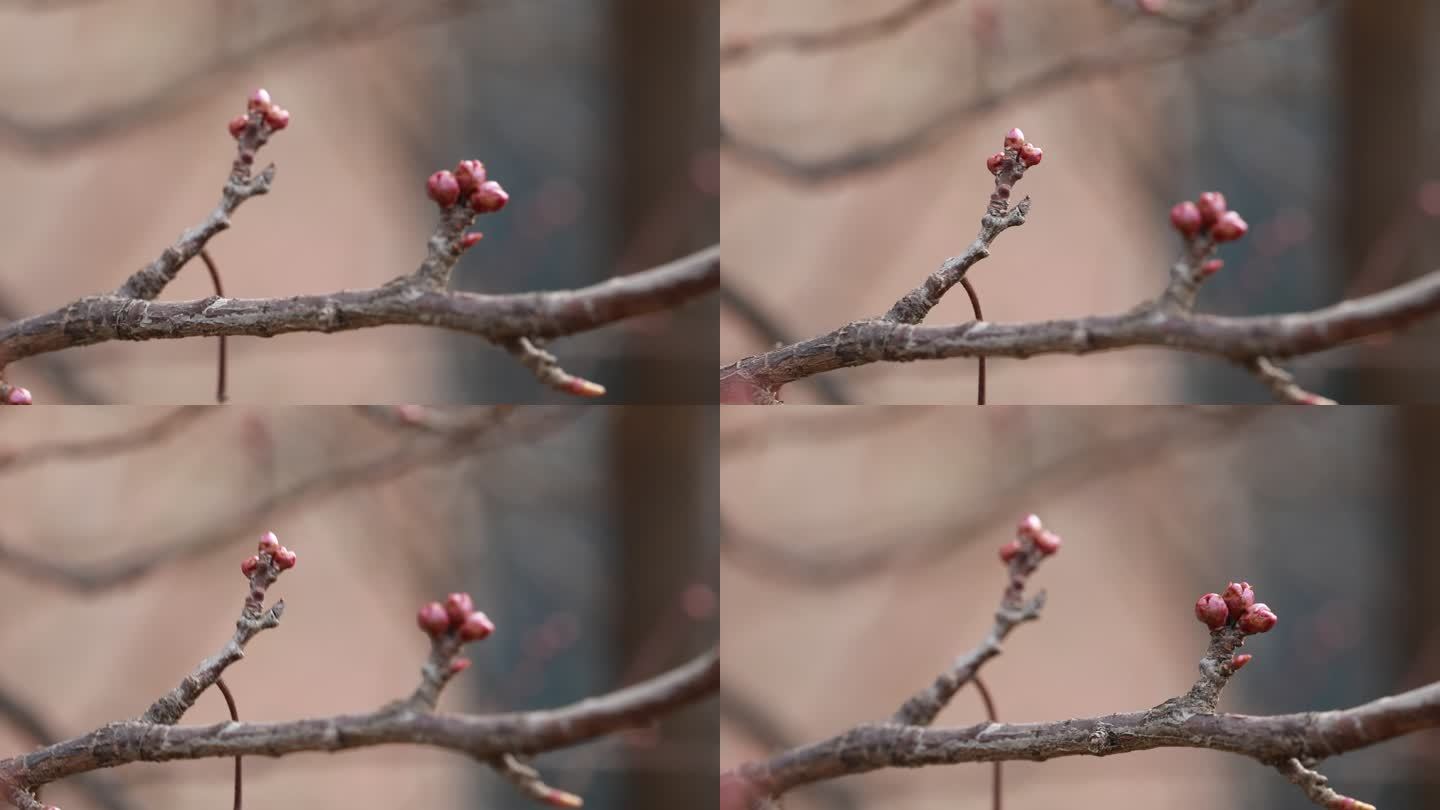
0,1 -> 718,403
0,405 -> 717,809
721,405 -> 1440,808
720,0 -> 1440,403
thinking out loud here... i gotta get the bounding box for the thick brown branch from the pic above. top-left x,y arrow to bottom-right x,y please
736,678 -> 1440,797
720,269 -> 1440,400
0,246 -> 717,372
0,648 -> 717,790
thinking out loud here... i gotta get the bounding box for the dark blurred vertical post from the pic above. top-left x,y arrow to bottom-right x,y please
611,406 -> 717,809
611,0 -> 719,403
1341,6 -> 1440,808
1340,0 -> 1439,402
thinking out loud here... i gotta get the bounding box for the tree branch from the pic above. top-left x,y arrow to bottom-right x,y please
726,520 -> 1422,810
0,89 -> 718,403
0,539 -> 718,809
720,129 -> 1438,403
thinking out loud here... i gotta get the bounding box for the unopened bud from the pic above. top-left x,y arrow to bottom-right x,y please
1017,514 -> 1043,538
459,610 -> 495,642
427,171 -> 461,208
1169,201 -> 1202,237
418,602 -> 450,637
1221,582 -> 1255,617
273,546 -> 297,570
1196,191 -> 1227,226
454,159 -> 487,195
1194,593 -> 1229,630
1237,603 -> 1277,634
469,180 -> 510,214
247,88 -> 272,113
444,592 -> 475,626
1210,211 -> 1248,242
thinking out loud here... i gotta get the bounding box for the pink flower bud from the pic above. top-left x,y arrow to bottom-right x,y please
469,180 -> 509,214
1196,191 -> 1227,225
4,386 -> 32,405
458,610 -> 495,642
427,170 -> 461,208
273,546 -> 297,570
1169,201 -> 1202,237
1004,127 -> 1025,151
1195,593 -> 1229,629
1221,582 -> 1255,617
454,159 -> 487,195
459,232 -> 484,250
444,592 -> 475,626
258,531 -> 281,555
247,88 -> 272,113
1200,259 -> 1224,277
417,602 -> 449,637
986,152 -> 1005,174
241,555 -> 260,577
263,106 -> 290,131
1210,211 -> 1249,242
1017,514 -> 1043,538
564,378 -> 607,398
1032,530 -> 1062,555
448,658 -> 472,675
227,115 -> 248,139
1238,603 -> 1277,634
1231,653 -> 1252,671
1017,142 -> 1043,167
541,788 -> 583,808
998,539 -> 1021,563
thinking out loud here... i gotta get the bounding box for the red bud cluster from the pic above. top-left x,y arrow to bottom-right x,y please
999,513 -> 1062,562
417,591 -> 495,643
1169,190 -> 1248,244
1194,580 -> 1277,635
242,530 -> 297,576
425,159 -> 510,215
986,127 -> 1044,175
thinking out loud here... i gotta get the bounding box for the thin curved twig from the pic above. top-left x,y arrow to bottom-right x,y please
215,679 -> 242,810
959,276 -> 985,405
198,250 -> 228,404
